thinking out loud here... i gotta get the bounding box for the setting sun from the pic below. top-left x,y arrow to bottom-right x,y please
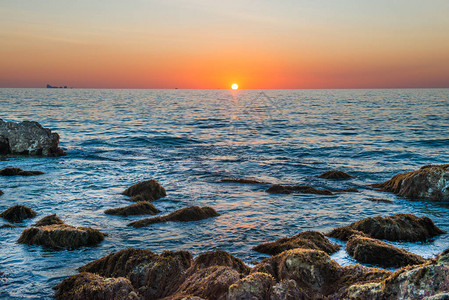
231,83 -> 239,90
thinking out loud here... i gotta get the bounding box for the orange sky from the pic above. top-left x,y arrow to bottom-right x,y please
1,1 -> 448,89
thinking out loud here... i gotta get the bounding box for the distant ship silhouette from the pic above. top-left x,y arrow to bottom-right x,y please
46,84 -> 68,89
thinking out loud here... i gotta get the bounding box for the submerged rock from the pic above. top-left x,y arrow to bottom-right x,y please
367,197 -> 393,203
335,188 -> 359,193
0,190 -> 3,196
0,118 -> 65,156
373,164 -> 449,201
0,167 -> 44,176
54,272 -> 139,300
253,230 -> 340,256
346,235 -> 426,268
18,224 -> 105,249
105,202 -> 160,216
0,205 -> 37,222
227,272 -> 275,300
33,214 -> 65,227
327,214 -> 445,242
266,185 -> 333,195
122,180 -> 166,201
0,223 -> 18,229
221,178 -> 270,184
128,206 -> 219,228
318,170 -> 352,179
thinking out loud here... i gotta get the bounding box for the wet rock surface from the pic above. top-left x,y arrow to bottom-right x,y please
253,230 -> 340,255
346,235 -> 426,268
220,178 -> 270,184
0,205 -> 37,223
122,180 -> 167,201
105,201 -> 160,216
318,170 -> 352,179
266,184 -> 333,195
373,164 -> 449,201
0,118 -> 65,156
0,223 -> 18,229
0,167 -> 44,176
128,206 -> 219,228
327,213 -> 445,242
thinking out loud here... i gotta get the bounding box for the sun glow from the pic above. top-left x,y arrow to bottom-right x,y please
231,83 -> 239,90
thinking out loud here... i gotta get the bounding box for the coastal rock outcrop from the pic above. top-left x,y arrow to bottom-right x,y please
105,202 -> 160,216
253,230 -> 340,255
373,164 -> 449,201
0,167 -> 44,176
0,205 -> 37,222
266,185 -> 333,195
221,178 -> 270,184
18,223 -> 105,249
326,214 -> 445,242
188,250 -> 250,275
318,170 -> 352,179
54,272 -> 139,300
0,118 -> 65,156
122,180 -> 166,201
346,235 -> 426,268
128,206 -> 219,228
0,224 -> 18,229
33,214 -> 65,226
226,272 -> 275,300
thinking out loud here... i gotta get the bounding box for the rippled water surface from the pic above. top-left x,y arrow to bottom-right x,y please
1,88 -> 449,298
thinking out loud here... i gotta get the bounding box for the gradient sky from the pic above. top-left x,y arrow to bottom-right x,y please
1,0 -> 449,89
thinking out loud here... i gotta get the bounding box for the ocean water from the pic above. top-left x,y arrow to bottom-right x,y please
1,88 -> 449,299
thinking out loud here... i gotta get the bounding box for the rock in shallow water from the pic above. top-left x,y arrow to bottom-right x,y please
318,170 -> 352,179
128,206 -> 219,228
253,230 -> 340,256
326,213 -> 445,242
220,178 -> 270,184
0,167 -> 44,176
105,201 -> 160,216
0,118 -> 65,156
346,235 -> 426,268
33,214 -> 65,227
122,180 -> 166,201
266,184 -> 333,195
0,205 -> 37,223
373,164 -> 449,201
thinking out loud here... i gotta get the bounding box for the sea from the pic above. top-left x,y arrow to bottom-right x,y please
1,88 -> 449,299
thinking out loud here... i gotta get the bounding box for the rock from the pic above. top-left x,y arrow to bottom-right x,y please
346,235 -> 426,268
127,250 -> 193,299
18,224 -> 105,249
175,266 -> 241,300
367,197 -> 393,203
188,250 -> 250,275
0,224 -> 18,229
33,214 -> 65,226
122,180 -> 166,201
269,280 -> 308,300
253,231 -> 340,256
221,178 -> 270,184
346,282 -> 383,300
0,167 -> 44,176
266,185 -> 333,195
0,118 -> 65,156
0,190 -> 3,196
227,272 -> 275,300
373,164 -> 449,201
105,202 -> 160,216
318,170 -> 352,179
128,206 -> 219,228
326,214 -> 445,242
54,272 -> 139,300
0,205 -> 37,222
335,188 -> 359,193
325,227 -> 368,241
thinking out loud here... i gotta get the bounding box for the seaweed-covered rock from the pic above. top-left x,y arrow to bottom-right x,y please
346,235 -> 426,268
0,119 -> 65,156
0,205 -> 37,222
318,170 -> 352,179
227,272 -> 275,300
189,250 -> 250,275
18,224 -> 105,249
128,206 -> 219,228
0,167 -> 44,176
325,227 -> 368,241
269,279 -> 308,300
54,272 -> 139,300
266,185 -> 333,195
105,202 -> 160,216
373,164 -> 449,201
326,214 -> 445,242
0,223 -> 18,229
122,180 -> 166,201
33,214 -> 65,226
253,231 -> 340,255
367,197 -> 393,203
221,178 -> 270,184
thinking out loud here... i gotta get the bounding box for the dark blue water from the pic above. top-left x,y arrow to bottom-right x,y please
1,88 -> 449,299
